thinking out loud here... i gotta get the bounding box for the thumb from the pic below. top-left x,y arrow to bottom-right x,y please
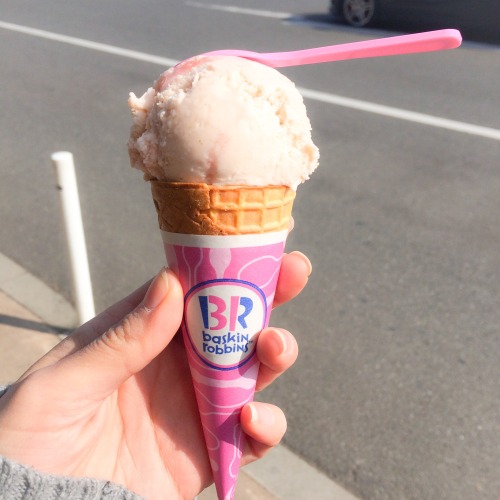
50,268 -> 184,397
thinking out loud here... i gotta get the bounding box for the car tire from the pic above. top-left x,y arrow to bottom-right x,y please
329,1 -> 342,18
342,0 -> 378,27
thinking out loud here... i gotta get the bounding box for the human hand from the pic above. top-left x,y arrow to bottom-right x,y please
0,251 -> 311,500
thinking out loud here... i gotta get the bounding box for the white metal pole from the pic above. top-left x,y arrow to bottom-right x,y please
51,151 -> 95,324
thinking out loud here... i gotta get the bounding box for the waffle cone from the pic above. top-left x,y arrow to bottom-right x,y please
151,181 -> 295,235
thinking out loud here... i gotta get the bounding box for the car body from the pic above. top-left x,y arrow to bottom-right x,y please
329,0 -> 499,41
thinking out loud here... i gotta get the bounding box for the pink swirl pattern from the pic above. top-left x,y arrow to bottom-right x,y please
162,231 -> 287,500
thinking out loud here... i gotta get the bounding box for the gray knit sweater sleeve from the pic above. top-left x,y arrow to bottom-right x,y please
0,457 -> 145,500
0,386 -> 144,500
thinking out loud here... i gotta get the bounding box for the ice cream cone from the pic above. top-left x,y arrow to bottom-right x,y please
128,51 -> 319,500
151,180 -> 294,499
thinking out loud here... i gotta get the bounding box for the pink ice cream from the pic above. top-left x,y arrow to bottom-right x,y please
128,55 -> 319,190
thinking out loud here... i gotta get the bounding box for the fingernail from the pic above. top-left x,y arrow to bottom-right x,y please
250,404 -> 275,426
270,328 -> 289,357
143,268 -> 170,311
290,251 -> 312,277
247,403 -> 258,423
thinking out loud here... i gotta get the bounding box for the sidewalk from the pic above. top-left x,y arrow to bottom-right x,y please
0,253 -> 358,500
0,289 -> 62,385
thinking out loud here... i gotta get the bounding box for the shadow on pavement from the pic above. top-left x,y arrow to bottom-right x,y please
0,314 -> 68,335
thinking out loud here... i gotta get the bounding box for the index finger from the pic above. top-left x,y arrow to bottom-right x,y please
273,251 -> 312,308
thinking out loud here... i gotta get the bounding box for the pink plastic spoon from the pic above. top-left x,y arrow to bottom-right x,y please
203,29 -> 461,68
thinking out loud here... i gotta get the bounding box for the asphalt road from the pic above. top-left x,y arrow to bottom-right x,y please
1,1 -> 499,499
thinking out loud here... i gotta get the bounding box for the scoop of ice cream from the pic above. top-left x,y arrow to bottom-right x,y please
128,56 -> 318,190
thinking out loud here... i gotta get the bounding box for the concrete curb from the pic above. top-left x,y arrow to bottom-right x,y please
0,253 -> 76,329
244,445 -> 359,499
0,252 -> 359,499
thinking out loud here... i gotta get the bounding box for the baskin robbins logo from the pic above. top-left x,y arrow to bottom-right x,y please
184,279 -> 267,370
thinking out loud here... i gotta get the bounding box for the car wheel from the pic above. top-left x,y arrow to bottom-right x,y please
342,0 -> 378,27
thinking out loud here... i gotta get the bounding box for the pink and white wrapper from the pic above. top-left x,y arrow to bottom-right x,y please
161,229 -> 288,500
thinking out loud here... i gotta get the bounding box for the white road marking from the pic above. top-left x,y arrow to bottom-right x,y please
300,88 -> 500,140
187,0 -> 340,30
1,20 -> 499,141
185,1 -> 291,19
0,20 -> 179,67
